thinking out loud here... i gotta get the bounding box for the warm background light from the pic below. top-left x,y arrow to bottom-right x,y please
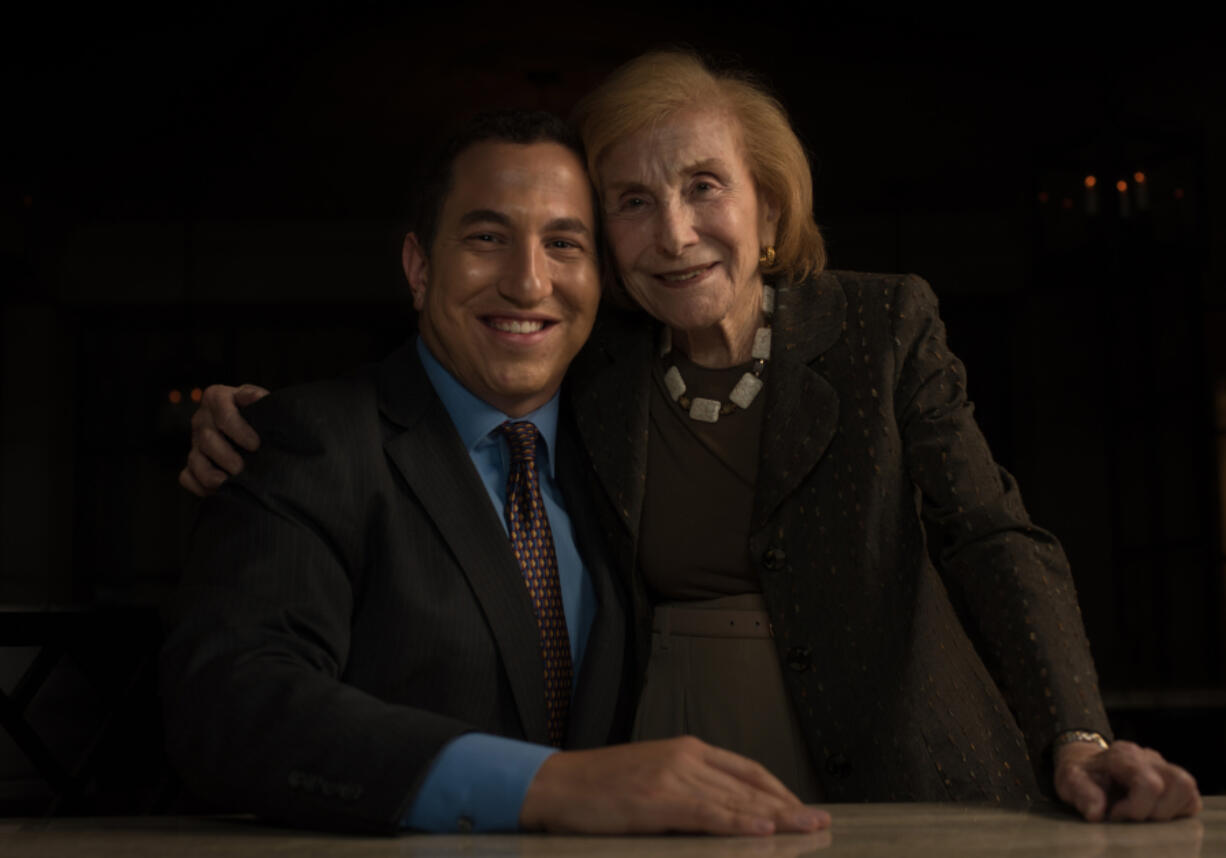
168,390 -> 182,404
1116,180 -> 1128,192
190,388 -> 203,403
1134,171 -> 1146,183
1084,175 -> 1097,188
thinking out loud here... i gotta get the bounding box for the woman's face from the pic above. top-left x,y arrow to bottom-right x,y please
597,108 -> 777,336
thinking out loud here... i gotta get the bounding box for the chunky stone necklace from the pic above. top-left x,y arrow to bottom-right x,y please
661,285 -> 775,423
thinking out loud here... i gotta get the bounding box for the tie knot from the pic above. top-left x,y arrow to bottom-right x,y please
498,420 -> 541,466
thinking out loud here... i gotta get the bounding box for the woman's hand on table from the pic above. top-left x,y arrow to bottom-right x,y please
179,383 -> 268,497
1054,739 -> 1202,822
519,736 -> 830,836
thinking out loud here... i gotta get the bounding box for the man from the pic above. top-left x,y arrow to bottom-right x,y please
161,111 -> 828,836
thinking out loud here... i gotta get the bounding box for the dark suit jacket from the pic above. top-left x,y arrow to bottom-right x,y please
161,342 -> 631,833
568,270 -> 1112,804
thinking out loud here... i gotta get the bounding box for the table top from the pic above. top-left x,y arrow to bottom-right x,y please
3,797 -> 1222,856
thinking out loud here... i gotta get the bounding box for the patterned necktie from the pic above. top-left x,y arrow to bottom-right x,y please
497,421 -> 572,747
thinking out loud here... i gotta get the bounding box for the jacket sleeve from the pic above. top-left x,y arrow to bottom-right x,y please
890,274 -> 1112,772
161,389 -> 474,833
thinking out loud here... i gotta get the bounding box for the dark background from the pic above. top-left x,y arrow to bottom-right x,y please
2,4 -> 1223,813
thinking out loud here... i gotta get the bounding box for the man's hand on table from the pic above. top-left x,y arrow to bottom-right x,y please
179,383 -> 268,497
519,736 -> 830,835
1054,739 -> 1202,822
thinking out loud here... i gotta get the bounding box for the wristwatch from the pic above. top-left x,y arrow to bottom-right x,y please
1053,729 -> 1110,751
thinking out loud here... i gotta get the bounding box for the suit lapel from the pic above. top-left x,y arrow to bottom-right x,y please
568,314 -> 654,548
753,274 -> 847,529
378,345 -> 550,745
555,416 -> 627,748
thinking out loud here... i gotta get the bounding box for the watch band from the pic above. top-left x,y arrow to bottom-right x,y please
1053,729 -> 1110,751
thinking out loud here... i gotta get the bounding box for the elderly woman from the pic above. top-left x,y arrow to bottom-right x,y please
182,50 -> 1200,821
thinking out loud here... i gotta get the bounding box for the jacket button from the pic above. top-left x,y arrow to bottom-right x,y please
826,753 -> 853,779
786,646 -> 811,671
762,547 -> 787,570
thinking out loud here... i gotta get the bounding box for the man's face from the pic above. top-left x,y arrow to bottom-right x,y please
404,141 -> 600,417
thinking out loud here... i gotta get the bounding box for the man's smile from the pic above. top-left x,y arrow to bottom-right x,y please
480,315 -> 559,338
486,317 -> 549,334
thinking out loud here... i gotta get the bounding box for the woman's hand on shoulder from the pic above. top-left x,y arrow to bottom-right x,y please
179,384 -> 270,497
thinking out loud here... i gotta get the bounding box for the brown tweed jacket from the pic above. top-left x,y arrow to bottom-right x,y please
567,270 -> 1112,804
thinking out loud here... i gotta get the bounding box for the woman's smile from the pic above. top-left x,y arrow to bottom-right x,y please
656,262 -> 719,284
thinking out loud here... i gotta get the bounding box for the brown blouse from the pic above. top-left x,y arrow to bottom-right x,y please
638,350 -> 768,601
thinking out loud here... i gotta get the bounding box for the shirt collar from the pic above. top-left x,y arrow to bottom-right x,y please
416,337 -> 560,478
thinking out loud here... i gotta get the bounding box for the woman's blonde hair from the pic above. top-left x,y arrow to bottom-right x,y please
572,49 -> 825,283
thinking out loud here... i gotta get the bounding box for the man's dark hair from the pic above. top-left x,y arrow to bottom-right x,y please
411,109 -> 587,254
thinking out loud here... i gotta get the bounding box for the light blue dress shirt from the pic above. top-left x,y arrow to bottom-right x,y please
404,337 -> 598,832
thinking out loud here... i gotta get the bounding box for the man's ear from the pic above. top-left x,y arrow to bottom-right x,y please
402,232 -> 429,311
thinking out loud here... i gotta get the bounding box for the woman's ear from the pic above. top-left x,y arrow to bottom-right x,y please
402,233 -> 429,310
758,191 -> 781,247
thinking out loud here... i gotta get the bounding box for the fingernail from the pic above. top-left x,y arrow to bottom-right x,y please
794,811 -> 821,829
753,818 -> 774,834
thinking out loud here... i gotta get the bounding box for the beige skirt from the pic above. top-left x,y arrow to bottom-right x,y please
631,593 -> 823,802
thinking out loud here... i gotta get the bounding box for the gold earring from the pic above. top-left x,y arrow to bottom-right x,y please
759,245 -> 776,266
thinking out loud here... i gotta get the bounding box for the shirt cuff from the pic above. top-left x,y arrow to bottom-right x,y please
402,733 -> 557,832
